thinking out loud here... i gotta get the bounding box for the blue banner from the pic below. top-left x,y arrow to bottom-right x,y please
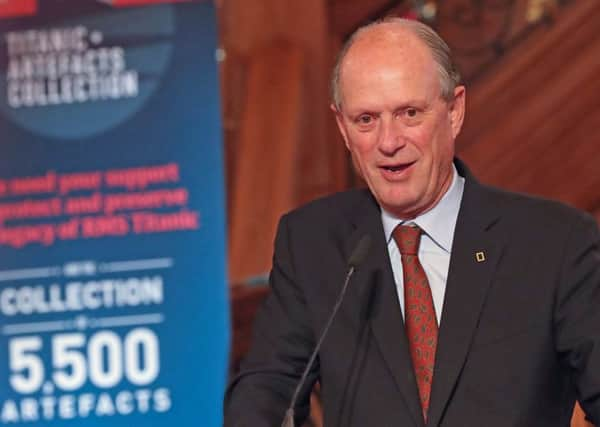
0,1 -> 229,426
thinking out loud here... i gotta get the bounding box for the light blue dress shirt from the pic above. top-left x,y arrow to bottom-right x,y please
381,166 -> 465,324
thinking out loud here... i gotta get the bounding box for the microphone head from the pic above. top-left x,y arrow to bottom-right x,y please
348,235 -> 372,268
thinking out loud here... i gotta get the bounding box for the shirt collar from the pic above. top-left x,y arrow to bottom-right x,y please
381,165 -> 465,253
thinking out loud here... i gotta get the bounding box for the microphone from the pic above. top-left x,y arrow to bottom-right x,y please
281,235 -> 372,427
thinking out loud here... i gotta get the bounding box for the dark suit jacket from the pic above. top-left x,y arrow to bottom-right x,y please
224,162 -> 600,427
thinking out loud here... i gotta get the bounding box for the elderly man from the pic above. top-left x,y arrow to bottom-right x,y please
224,18 -> 600,427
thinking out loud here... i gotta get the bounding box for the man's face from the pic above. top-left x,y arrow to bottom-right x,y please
334,28 -> 465,219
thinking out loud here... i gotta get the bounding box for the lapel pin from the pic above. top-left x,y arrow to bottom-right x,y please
475,251 -> 486,262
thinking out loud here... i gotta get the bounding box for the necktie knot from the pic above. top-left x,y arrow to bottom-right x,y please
393,225 -> 422,255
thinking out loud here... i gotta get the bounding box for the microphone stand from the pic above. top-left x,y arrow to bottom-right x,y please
281,234 -> 371,427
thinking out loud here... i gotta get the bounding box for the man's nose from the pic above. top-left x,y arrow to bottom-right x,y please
378,117 -> 406,155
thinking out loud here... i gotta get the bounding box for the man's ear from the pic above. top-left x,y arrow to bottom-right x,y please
449,85 -> 466,139
331,103 -> 351,150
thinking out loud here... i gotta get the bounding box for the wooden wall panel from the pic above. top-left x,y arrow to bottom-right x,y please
458,0 -> 600,146
457,0 -> 600,214
220,0 -> 335,203
220,0 -> 348,283
228,42 -> 304,283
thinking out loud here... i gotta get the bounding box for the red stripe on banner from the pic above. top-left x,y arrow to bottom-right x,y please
110,0 -> 194,6
0,0 -> 37,18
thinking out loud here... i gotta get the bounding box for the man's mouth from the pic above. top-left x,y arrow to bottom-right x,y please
381,161 -> 416,173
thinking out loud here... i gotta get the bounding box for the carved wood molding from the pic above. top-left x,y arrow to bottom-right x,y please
330,0 -> 399,37
457,0 -> 600,212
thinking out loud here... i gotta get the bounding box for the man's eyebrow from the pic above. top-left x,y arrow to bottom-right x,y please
395,98 -> 429,107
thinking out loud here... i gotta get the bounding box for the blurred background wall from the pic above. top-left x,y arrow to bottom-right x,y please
218,1 -> 600,425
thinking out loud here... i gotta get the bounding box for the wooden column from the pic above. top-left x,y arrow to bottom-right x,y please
220,0 -> 343,283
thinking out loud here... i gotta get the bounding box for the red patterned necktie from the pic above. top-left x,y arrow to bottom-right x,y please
393,225 -> 438,420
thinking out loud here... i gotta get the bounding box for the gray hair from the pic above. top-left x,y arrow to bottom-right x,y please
331,17 -> 461,110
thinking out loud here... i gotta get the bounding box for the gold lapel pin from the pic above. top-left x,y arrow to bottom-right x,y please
475,251 -> 486,262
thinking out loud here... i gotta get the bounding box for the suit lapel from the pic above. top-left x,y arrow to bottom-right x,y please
426,169 -> 507,427
345,191 -> 425,427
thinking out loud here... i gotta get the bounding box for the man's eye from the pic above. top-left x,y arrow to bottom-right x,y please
357,115 -> 373,124
405,108 -> 418,118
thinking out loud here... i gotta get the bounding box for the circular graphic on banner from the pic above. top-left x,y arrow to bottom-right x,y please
0,5 -> 175,140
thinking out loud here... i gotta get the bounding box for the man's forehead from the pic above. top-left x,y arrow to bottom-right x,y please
338,26 -> 438,103
340,26 -> 434,83
344,24 -> 429,64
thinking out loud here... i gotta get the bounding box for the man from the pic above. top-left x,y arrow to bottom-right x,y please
224,18 -> 600,427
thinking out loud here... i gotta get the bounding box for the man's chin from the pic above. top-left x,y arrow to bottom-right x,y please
375,195 -> 420,218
